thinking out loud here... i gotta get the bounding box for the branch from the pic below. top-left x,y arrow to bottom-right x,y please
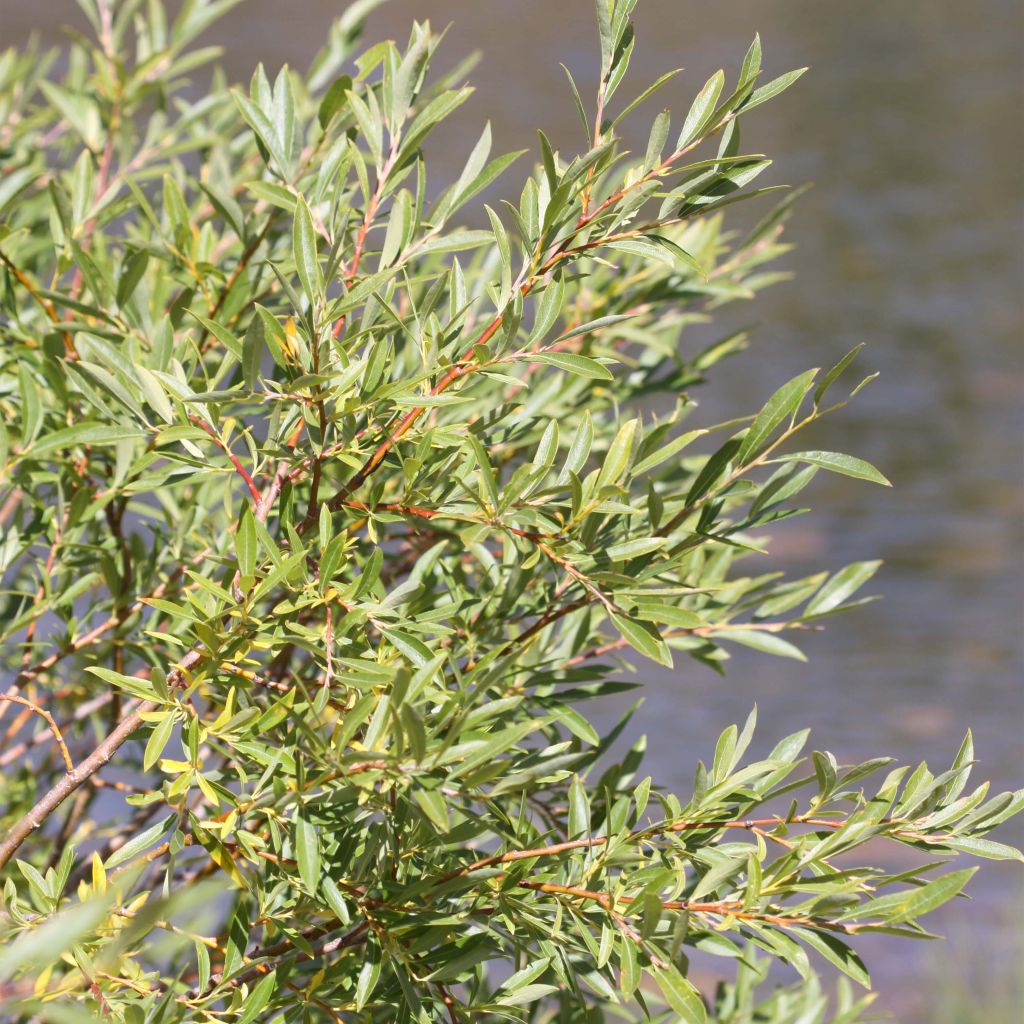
1,556 -> 196,719
0,694 -> 73,772
305,119 -> 738,528
195,213 -> 279,353
187,415 -> 262,504
515,880 -> 862,934
0,648 -> 201,872
437,812 -> 875,884
0,692 -> 112,769
658,410 -> 820,537
0,246 -> 76,358
562,620 -> 813,668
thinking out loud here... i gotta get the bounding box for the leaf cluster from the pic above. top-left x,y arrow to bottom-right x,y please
0,1 -> 1019,1022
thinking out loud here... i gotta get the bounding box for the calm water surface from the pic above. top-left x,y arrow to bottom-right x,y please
2,1 -> 1021,1019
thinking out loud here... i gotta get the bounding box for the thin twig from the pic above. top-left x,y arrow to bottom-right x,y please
0,694 -> 73,771
0,246 -> 76,357
516,880 -> 861,935
437,812 -> 870,884
187,415 -> 262,504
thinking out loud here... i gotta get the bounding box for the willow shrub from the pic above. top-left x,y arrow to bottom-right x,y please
0,1 -> 1020,1021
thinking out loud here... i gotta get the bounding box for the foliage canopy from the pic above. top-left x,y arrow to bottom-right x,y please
0,1 -> 1020,1021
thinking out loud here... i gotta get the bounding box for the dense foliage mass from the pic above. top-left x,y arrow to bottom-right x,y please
0,1 -> 1020,1021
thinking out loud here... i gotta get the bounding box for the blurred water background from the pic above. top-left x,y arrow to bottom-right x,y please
2,1 -> 1021,1019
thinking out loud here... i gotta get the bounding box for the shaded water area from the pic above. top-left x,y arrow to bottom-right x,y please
2,0 -> 1022,1019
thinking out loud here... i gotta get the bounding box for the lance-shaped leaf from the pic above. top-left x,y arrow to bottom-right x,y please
772,450 -> 892,486
293,196 -> 324,305
677,69 -> 725,148
738,368 -> 817,463
295,814 -> 322,895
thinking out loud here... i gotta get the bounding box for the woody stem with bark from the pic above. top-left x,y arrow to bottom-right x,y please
0,649 -> 202,871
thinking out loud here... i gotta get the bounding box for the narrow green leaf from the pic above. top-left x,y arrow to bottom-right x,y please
595,0 -> 614,70
774,450 -> 891,486
739,67 -> 809,113
242,317 -> 265,390
143,714 -> 177,773
845,868 -> 976,923
568,776 -> 589,838
318,74 -> 352,129
237,970 -> 276,1024
356,950 -> 382,1010
552,313 -> 636,345
293,196 -> 324,304
236,505 -> 257,581
738,369 -> 817,463
606,536 -> 666,561
610,69 -> 683,130
33,423 -> 145,456
814,343 -> 865,406
610,612 -> 671,667
805,561 -> 882,617
722,629 -> 806,661
560,410 -> 593,482
414,788 -> 451,832
105,813 -> 177,869
632,601 -> 704,630
295,815 -> 321,895
678,70 -> 725,149
633,428 -> 707,476
136,366 -> 175,424
532,352 -> 613,380
379,189 -> 411,269
653,965 -> 706,1023
645,108 -> 671,169
943,838 -> 1024,863
740,34 -> 762,86
85,667 -> 162,702
560,64 -> 591,140
790,928 -> 869,986
598,418 -> 638,488
116,249 -> 149,308
322,877 -> 352,923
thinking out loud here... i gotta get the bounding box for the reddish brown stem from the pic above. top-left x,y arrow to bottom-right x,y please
0,246 -> 77,358
516,880 -> 861,934
188,415 -> 261,504
438,812 -> 877,885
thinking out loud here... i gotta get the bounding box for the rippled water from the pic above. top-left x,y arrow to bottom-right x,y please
2,0 -> 1021,1018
